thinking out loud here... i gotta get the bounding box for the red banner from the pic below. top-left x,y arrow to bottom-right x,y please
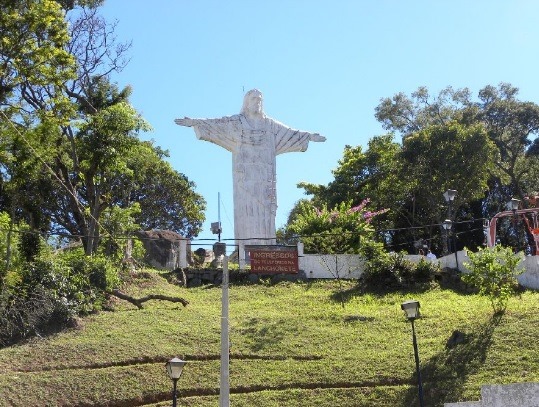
249,248 -> 299,274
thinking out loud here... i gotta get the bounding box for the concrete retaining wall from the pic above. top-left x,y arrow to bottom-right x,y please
445,382 -> 539,406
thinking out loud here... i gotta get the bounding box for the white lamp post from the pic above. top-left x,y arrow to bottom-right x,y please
166,357 -> 187,407
401,300 -> 424,407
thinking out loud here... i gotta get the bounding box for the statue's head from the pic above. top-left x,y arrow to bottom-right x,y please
241,89 -> 265,117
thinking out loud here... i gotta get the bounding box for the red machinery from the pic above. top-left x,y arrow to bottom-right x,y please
484,196 -> 539,254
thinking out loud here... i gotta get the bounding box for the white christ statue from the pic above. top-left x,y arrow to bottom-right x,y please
175,89 -> 326,246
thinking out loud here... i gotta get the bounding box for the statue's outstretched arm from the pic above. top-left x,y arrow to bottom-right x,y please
174,117 -> 196,127
309,133 -> 326,142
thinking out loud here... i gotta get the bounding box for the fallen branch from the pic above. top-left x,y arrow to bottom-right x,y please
107,289 -> 189,309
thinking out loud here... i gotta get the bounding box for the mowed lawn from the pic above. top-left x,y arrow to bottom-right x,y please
0,270 -> 538,407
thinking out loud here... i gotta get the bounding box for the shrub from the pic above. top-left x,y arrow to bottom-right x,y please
19,249 -> 120,317
18,230 -> 42,262
360,241 -> 437,290
286,200 -> 388,254
463,245 -> 524,313
0,285 -> 71,346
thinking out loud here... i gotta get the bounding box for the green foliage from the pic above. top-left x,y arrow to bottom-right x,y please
17,248 -> 119,319
0,225 -> 122,346
463,245 -> 524,313
375,83 -> 539,212
0,284 -> 68,346
0,0 -> 76,111
402,121 -> 496,204
18,230 -> 42,262
124,141 -> 206,238
298,135 -> 404,209
99,203 -> 141,259
0,212 -> 14,264
360,240 -> 438,290
285,199 -> 387,254
2,6 -> 205,255
0,212 -> 24,288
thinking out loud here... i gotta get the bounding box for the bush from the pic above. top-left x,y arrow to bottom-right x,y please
19,249 -> 120,317
0,285 -> 71,346
463,245 -> 524,313
360,241 -> 437,290
65,251 -> 119,291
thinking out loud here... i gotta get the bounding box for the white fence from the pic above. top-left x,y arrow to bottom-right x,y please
298,246 -> 539,290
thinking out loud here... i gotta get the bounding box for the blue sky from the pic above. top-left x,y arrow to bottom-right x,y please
99,0 -> 539,246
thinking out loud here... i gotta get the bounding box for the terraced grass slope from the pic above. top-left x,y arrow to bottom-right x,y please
0,270 -> 537,406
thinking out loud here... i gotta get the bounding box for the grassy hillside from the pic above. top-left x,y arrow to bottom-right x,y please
0,270 -> 538,407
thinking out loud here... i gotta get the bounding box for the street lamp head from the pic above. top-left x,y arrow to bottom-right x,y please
507,198 -> 520,212
166,357 -> 187,380
443,189 -> 457,203
401,300 -> 420,320
442,219 -> 453,230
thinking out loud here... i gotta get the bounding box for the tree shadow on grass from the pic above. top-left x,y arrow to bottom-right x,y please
399,312 -> 503,407
236,316 -> 293,353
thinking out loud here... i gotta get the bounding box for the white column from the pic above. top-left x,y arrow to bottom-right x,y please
238,242 -> 246,270
178,239 -> 188,269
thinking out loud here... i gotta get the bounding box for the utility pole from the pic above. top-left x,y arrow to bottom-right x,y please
219,254 -> 230,407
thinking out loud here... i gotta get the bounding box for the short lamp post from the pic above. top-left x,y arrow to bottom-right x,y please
401,300 -> 425,407
166,357 -> 187,407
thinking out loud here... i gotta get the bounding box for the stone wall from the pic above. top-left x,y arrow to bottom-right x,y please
135,230 -> 189,270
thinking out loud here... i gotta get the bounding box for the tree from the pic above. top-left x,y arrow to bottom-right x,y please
1,3 -> 206,255
114,141 -> 206,238
0,0 -> 75,115
476,84 -> 539,200
375,83 -> 539,213
295,135 -> 403,241
284,199 -> 387,254
50,77 -> 152,254
375,86 -> 473,136
373,83 -> 539,251
0,0 -> 77,265
290,121 -> 496,253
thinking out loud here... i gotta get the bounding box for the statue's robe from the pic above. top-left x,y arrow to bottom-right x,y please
191,114 -> 314,245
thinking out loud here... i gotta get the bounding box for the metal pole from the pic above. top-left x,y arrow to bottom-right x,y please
219,254 -> 230,407
411,319 -> 425,407
172,378 -> 178,407
443,228 -> 449,256
218,192 -> 221,242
